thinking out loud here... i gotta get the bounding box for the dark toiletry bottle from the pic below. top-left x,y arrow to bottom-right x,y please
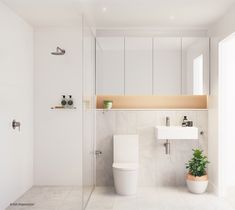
68,95 -> 74,108
182,116 -> 188,127
61,95 -> 67,107
187,121 -> 193,127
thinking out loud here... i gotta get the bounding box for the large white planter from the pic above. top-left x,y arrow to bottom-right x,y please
186,174 -> 208,194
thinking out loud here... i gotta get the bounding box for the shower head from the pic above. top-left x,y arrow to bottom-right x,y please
51,47 -> 65,55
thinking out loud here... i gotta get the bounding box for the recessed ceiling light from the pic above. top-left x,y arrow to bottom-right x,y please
169,15 -> 175,20
102,7 -> 107,12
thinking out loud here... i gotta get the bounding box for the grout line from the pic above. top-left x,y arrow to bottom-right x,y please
95,38 -> 97,95
152,37 -> 154,95
209,37 -> 211,96
180,37 -> 183,95
124,37 -> 126,96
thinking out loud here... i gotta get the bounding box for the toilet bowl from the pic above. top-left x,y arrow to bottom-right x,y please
112,135 -> 139,196
113,163 -> 138,195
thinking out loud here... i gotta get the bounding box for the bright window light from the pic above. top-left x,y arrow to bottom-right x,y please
193,54 -> 203,95
219,33 -> 235,192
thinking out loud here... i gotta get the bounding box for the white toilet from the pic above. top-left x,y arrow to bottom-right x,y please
112,135 -> 139,196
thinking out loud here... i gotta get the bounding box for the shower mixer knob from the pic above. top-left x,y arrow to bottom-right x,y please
12,120 -> 21,131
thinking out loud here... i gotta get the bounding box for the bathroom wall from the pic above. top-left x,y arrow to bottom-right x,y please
219,36 -> 235,190
0,2 -> 34,209
96,110 -> 207,187
208,4 -> 235,195
34,24 -> 83,185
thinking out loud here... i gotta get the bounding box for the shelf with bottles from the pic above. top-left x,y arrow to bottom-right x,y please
50,106 -> 77,110
51,94 -> 76,110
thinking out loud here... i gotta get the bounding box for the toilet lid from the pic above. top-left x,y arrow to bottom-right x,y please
112,163 -> 138,171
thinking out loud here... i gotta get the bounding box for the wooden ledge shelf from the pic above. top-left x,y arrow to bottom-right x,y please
96,95 -> 207,109
97,108 -> 208,111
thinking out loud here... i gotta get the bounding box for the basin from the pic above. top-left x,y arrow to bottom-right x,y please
155,126 -> 198,140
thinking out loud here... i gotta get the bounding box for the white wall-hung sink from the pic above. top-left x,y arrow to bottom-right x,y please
155,126 -> 198,140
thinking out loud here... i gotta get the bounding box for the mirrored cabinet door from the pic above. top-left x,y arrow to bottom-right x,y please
153,37 -> 182,95
182,37 -> 210,95
95,36 -> 210,96
96,37 -> 125,95
125,37 -> 153,95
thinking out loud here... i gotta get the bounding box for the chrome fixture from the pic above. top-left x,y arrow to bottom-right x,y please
164,117 -> 170,155
12,119 -> 21,131
95,150 -> 102,157
166,116 -> 170,127
51,47 -> 65,55
200,131 -> 204,135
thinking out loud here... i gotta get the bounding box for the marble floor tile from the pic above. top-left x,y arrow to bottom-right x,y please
6,186 -> 235,210
86,187 -> 235,210
6,186 -> 82,210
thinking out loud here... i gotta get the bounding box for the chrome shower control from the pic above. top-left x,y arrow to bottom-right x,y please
12,120 -> 21,131
95,150 -> 102,156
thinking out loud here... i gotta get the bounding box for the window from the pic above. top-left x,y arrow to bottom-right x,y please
193,54 -> 203,95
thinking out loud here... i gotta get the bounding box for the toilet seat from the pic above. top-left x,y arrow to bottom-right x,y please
112,163 -> 138,171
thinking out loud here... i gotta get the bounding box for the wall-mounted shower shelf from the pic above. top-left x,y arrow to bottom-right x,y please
50,106 -> 77,110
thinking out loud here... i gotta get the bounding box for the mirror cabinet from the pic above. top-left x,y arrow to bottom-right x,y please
96,37 -> 210,95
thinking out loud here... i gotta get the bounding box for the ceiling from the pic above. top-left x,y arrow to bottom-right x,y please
2,0 -> 235,28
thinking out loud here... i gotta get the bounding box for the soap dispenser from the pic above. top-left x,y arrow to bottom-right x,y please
67,95 -> 74,108
182,116 -> 188,127
61,95 -> 67,107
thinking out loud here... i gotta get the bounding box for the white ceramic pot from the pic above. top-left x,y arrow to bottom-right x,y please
186,174 -> 208,194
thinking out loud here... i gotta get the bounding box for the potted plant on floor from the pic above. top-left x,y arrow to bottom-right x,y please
186,149 -> 209,194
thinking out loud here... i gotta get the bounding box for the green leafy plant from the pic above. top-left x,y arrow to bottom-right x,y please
186,149 -> 209,177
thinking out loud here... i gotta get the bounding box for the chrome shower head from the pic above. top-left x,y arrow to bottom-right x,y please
51,47 -> 65,55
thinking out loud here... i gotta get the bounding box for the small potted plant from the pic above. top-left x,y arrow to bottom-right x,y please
186,149 -> 209,194
103,100 -> 113,109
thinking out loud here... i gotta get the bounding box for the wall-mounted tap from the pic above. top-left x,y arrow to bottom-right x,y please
164,116 -> 170,155
12,119 -> 21,131
95,150 -> 102,157
166,116 -> 170,127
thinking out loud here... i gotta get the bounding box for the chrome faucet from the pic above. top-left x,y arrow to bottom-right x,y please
164,116 -> 170,155
166,116 -> 170,127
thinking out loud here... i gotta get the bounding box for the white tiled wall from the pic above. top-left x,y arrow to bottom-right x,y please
34,26 -> 83,186
96,110 -> 208,187
0,2 -> 34,209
